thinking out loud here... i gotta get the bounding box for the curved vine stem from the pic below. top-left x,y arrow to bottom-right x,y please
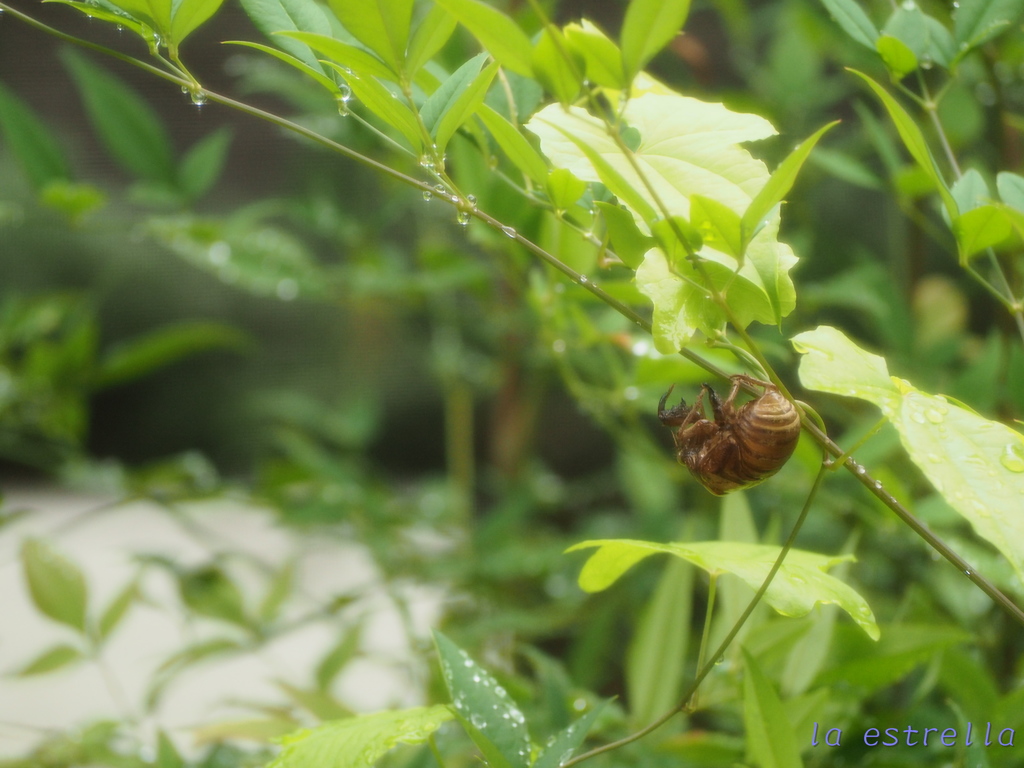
5,0 -> 1024,631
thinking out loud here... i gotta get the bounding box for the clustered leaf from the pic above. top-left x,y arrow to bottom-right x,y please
526,90 -> 802,352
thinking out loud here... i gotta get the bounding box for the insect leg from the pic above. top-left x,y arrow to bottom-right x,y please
658,385 -> 692,426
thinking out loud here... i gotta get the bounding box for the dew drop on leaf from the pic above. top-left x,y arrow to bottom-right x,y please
999,442 -> 1024,473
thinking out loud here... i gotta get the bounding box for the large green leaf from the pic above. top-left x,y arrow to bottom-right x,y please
567,539 -> 879,639
793,325 -> 1024,584
527,92 -> 778,224
21,538 -> 89,632
268,707 -> 454,768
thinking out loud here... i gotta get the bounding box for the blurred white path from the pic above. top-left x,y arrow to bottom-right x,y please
0,485 -> 441,757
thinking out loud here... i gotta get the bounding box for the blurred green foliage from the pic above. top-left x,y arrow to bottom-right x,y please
2,0 -> 1024,766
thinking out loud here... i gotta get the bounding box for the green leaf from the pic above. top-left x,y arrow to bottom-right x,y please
564,20 -> 626,89
237,0 -> 333,71
848,69 -> 957,219
43,0 -> 152,46
435,631 -> 531,768
326,0 -> 414,74
276,31 -> 396,81
61,49 -> 176,185
951,167 -> 991,214
620,0 -> 692,80
793,325 -> 1024,585
0,79 -> 70,189
997,171 -> 1024,211
690,194 -> 742,258
105,0 -> 171,40
819,0 -> 879,49
742,649 -> 804,768
818,624 -> 970,692
791,325 -> 901,409
923,15 -> 957,68
567,539 -> 879,639
193,718 -> 299,745
222,41 -> 340,94
596,201 -> 654,269
268,706 -> 453,768
954,204 -> 1012,260
98,579 -> 139,640
39,180 -> 106,221
953,0 -> 1024,51
278,682 -> 352,720
146,214 -> 327,298
420,53 -> 485,137
21,539 -> 89,632
636,216 -> 797,352
532,701 -> 608,768
433,0 -> 533,76
876,34 -> 918,78
170,0 -> 226,50
527,92 -> 778,228
626,557 -> 693,726
14,644 -> 85,676
741,121 -> 838,250
324,63 -> 423,151
531,26 -> 583,105
178,566 -> 249,626
157,731 -> 184,768
178,127 -> 232,200
258,559 -> 296,624
546,168 -> 588,212
651,215 -> 703,263
550,125 -> 656,223
476,103 -> 548,186
406,5 -> 457,77
95,321 -> 246,389
315,622 -> 364,691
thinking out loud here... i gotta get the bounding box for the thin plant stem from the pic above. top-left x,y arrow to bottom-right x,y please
563,462 -> 829,767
